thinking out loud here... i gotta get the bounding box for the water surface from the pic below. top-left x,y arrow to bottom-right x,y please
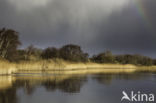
0,72 -> 156,103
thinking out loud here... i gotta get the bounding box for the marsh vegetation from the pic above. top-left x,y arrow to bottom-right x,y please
0,28 -> 156,75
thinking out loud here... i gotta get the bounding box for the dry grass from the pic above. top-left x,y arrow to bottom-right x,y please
16,60 -> 137,71
0,59 -> 156,75
0,60 -> 17,75
135,66 -> 156,72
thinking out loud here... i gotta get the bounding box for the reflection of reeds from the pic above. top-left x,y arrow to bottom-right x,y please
0,76 -> 15,90
0,74 -> 85,90
0,72 -> 149,91
0,59 -> 156,75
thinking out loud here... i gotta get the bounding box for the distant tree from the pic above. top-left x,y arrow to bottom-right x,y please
26,45 -> 35,57
115,54 -> 153,66
59,44 -> 88,62
153,59 -> 156,65
0,28 -> 21,61
138,56 -> 153,66
41,47 -> 59,59
91,51 -> 115,63
115,54 -> 138,64
16,49 -> 27,61
25,45 -> 42,60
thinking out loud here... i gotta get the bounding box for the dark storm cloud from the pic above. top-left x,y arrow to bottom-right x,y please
91,0 -> 156,56
0,0 -> 155,57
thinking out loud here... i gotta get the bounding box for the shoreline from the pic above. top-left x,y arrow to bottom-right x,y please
0,60 -> 156,75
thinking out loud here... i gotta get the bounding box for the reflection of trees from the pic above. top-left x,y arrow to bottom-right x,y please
0,74 -> 87,103
42,76 -> 87,93
13,75 -> 87,94
0,73 -> 150,103
0,79 -> 37,103
13,80 -> 36,95
116,73 -> 148,80
0,88 -> 17,103
93,74 -> 113,85
93,73 -> 147,85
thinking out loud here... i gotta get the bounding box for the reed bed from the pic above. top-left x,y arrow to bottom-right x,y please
0,60 -> 17,75
0,59 -> 156,75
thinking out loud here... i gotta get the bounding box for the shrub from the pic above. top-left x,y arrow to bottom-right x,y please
41,47 -> 59,59
59,44 -> 88,62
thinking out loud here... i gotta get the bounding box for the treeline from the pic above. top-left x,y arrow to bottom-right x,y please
91,51 -> 155,66
0,28 -> 88,62
0,28 -> 156,66
17,44 -> 89,62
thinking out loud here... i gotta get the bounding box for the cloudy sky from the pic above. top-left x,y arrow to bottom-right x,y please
0,0 -> 156,57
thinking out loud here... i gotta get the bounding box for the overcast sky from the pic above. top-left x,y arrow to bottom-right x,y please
0,0 -> 156,57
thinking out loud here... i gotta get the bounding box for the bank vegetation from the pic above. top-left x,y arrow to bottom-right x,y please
0,28 -> 156,75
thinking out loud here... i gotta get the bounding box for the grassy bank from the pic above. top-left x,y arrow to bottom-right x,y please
0,59 -> 156,75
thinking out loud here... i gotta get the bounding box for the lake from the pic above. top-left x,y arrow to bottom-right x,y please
0,72 -> 156,103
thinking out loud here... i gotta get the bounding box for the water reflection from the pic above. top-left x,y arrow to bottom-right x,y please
0,72 -> 155,103
42,76 -> 87,93
92,73 -> 149,85
0,88 -> 17,103
0,76 -> 17,103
